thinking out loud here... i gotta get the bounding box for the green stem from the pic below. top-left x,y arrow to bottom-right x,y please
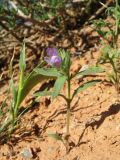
110,58 -> 119,91
14,70 -> 24,121
66,75 -> 71,136
66,99 -> 70,136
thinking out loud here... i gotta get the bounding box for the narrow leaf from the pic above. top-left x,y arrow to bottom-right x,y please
76,66 -> 104,77
19,42 -> 26,71
72,80 -> 101,99
52,76 -> 67,98
11,79 -> 17,103
34,68 -> 59,77
9,52 -> 14,77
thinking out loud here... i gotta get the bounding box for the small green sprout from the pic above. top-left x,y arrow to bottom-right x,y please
0,43 -> 56,135
94,0 -> 120,93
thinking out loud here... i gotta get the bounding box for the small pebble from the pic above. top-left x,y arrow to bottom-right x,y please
20,148 -> 33,159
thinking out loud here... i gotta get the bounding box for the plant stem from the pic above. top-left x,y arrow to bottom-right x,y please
66,99 -> 70,135
110,57 -> 119,92
64,75 -> 71,154
66,75 -> 71,136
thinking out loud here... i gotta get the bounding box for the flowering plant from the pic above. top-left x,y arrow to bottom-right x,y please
0,44 -> 104,150
34,47 -> 104,152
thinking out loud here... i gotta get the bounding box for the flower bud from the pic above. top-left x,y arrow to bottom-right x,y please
45,48 -> 62,68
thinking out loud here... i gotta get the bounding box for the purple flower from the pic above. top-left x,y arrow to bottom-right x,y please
45,48 -> 62,68
46,48 -> 58,57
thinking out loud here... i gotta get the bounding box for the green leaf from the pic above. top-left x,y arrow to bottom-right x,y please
19,42 -> 26,71
34,68 -> 59,77
11,79 -> 17,103
10,101 -> 15,117
16,70 -> 57,107
52,75 -> 67,98
34,88 -> 52,97
9,53 -> 14,77
76,66 -> 104,78
48,132 -> 63,141
59,49 -> 71,72
72,80 -> 101,99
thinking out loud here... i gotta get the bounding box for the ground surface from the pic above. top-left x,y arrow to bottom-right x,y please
0,46 -> 120,160
0,11 -> 120,159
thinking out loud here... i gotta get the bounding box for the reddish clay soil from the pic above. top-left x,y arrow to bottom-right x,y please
0,50 -> 120,160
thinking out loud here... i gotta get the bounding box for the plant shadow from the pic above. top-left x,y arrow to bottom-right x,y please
86,103 -> 120,129
77,103 -> 120,147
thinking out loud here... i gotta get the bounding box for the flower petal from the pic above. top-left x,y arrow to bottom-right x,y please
50,56 -> 62,68
46,48 -> 58,57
